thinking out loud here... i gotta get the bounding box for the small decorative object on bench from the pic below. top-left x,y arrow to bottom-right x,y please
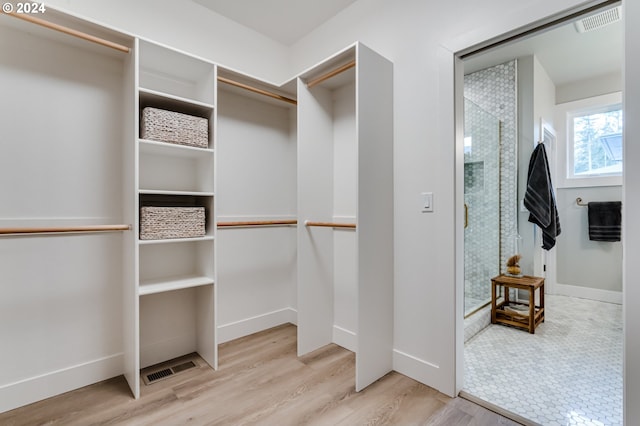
506,254 -> 522,277
141,107 -> 208,148
140,206 -> 205,240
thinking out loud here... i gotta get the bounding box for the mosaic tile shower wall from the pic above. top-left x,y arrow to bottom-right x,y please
464,60 -> 518,313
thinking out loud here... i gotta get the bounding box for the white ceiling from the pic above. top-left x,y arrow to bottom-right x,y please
192,0 -> 621,87
192,0 -> 358,46
464,10 -> 622,86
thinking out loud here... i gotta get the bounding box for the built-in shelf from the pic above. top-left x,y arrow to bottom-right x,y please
139,235 -> 215,245
138,189 -> 215,197
139,87 -> 214,117
139,274 -> 214,296
139,139 -> 214,158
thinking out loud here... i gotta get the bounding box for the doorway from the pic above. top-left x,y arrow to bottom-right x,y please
457,2 -> 623,424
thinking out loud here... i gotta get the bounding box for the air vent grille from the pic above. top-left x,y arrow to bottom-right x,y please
143,359 -> 198,385
146,368 -> 173,383
575,6 -> 621,33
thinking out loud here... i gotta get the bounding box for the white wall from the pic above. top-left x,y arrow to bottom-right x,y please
555,186 -> 623,294
557,71 -> 622,104
0,19 -> 126,411
44,0 -> 290,83
553,84 -> 623,300
533,55 -> 557,278
216,88 -> 297,343
16,0 -> 640,421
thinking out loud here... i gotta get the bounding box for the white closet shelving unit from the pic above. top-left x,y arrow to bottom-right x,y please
297,43 -> 394,391
0,10 -> 134,412
1,8 -> 396,411
215,69 -> 298,344
123,39 -> 217,398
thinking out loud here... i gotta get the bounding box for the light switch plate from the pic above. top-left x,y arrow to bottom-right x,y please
421,192 -> 434,212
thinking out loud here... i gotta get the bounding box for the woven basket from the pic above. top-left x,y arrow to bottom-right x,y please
141,107 -> 208,148
140,207 -> 206,240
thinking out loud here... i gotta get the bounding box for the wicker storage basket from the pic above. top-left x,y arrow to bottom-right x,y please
140,206 -> 206,240
141,107 -> 208,148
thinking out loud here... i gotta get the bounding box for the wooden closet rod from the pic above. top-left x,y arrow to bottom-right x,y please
305,221 -> 356,229
306,60 -> 356,88
217,76 -> 297,105
3,12 -> 131,53
217,220 -> 298,227
0,224 -> 131,235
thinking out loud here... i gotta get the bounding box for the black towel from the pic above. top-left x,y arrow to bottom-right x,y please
523,144 -> 561,250
588,201 -> 622,241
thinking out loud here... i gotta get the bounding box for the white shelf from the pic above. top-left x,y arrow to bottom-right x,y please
139,236 -> 215,245
139,189 -> 215,197
139,87 -> 214,117
139,139 -> 214,158
139,275 -> 214,296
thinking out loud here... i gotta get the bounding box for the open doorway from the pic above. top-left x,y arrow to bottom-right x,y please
457,2 -> 623,424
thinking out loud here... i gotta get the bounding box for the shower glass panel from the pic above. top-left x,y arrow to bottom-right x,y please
464,98 -> 501,315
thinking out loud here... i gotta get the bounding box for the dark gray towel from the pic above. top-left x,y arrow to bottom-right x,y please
588,201 -> 622,241
523,144 -> 561,250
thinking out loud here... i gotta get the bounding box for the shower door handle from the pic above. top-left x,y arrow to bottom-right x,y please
464,203 -> 469,228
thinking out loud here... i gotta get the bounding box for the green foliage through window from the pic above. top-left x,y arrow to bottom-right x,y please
572,107 -> 623,176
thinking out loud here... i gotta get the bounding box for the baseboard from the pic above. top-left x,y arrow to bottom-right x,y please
333,325 -> 356,352
217,308 -> 297,343
392,349 -> 451,395
0,353 -> 123,414
554,283 -> 622,304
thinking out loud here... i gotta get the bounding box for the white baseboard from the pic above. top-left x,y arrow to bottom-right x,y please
333,325 -> 357,352
217,308 -> 297,343
554,283 -> 622,304
0,353 -> 123,414
392,349 -> 453,396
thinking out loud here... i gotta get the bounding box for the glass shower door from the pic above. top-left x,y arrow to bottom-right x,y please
464,98 -> 501,315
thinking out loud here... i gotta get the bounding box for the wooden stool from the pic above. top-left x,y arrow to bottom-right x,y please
491,275 -> 545,334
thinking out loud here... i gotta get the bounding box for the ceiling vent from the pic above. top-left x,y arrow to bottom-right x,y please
574,6 -> 622,33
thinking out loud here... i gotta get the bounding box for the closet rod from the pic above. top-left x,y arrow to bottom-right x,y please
3,12 -> 131,53
217,220 -> 298,227
576,197 -> 588,207
306,60 -> 356,88
305,221 -> 356,229
0,224 -> 132,235
217,76 -> 297,105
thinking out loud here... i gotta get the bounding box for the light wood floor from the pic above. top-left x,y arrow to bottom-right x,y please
0,324 -> 520,425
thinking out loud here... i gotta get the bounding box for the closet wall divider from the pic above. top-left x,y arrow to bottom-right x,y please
297,43 -> 394,391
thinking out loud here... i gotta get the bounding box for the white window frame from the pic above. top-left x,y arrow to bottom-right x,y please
555,92 -> 623,188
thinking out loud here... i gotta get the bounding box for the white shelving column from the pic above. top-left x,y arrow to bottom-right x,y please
297,43 -> 393,392
124,39 -> 217,398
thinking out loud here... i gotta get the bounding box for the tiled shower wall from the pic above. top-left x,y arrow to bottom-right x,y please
464,61 -> 518,307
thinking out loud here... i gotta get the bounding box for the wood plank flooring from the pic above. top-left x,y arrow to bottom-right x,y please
0,324 -> 520,425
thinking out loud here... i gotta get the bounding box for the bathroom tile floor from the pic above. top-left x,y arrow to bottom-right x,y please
464,294 -> 623,426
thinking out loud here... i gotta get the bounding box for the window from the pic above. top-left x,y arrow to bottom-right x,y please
555,92 -> 623,188
568,103 -> 623,179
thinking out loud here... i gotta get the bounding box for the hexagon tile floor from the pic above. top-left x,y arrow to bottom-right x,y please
464,294 -> 623,426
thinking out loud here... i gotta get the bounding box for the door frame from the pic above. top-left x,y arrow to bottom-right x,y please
450,0 -> 620,399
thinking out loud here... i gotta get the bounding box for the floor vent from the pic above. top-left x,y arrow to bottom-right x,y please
143,359 -> 197,385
